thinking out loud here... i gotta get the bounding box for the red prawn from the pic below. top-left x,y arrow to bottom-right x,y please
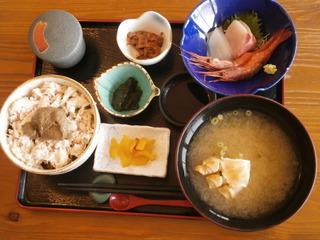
181,29 -> 293,82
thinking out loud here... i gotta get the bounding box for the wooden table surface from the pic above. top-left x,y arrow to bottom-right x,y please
0,0 -> 319,239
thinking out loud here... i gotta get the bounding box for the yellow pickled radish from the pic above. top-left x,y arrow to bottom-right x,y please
118,149 -> 131,167
130,138 -> 139,152
109,135 -> 156,167
144,139 -> 155,153
135,137 -> 148,151
131,156 -> 150,166
109,138 -> 119,159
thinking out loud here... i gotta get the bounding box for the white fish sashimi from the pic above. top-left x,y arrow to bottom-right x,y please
207,27 -> 233,60
225,20 -> 257,58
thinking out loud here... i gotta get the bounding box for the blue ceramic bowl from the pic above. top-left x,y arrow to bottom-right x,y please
181,0 -> 297,95
94,62 -> 160,117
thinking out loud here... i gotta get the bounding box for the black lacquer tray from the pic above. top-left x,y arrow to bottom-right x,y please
17,21 -> 283,218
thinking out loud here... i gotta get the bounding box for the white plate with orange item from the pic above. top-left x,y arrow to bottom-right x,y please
93,123 -> 170,178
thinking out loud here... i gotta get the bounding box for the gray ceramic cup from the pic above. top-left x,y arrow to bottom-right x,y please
28,10 -> 85,68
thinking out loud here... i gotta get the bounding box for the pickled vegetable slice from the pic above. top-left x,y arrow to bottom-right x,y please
109,136 -> 156,167
109,138 -> 119,159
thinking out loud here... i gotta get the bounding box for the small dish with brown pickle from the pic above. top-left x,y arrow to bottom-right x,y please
94,61 -> 160,118
116,11 -> 172,66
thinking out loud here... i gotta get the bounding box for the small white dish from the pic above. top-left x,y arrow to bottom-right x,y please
116,11 -> 172,65
93,123 -> 170,178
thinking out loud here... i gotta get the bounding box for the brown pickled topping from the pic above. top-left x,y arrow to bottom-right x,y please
127,31 -> 164,59
22,107 -> 70,140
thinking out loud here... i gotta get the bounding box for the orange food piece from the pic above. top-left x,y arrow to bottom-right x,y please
33,21 -> 49,53
109,135 -> 156,167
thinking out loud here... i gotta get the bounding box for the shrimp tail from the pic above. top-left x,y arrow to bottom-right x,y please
177,42 -> 235,70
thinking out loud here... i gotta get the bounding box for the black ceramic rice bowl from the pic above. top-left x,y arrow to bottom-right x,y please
175,95 -> 316,231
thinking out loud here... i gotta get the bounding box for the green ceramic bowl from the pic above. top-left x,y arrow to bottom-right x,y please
94,62 -> 160,117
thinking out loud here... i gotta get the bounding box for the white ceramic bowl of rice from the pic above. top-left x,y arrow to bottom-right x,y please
0,74 -> 100,175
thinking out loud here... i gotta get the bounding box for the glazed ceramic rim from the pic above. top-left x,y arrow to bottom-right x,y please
94,61 -> 160,118
0,74 -> 101,175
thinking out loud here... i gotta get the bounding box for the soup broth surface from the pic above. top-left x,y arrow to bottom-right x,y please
187,109 -> 299,219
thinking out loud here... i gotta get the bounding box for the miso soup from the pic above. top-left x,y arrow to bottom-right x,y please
187,109 -> 299,219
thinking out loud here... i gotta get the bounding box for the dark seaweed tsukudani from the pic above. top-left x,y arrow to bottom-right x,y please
111,77 -> 142,111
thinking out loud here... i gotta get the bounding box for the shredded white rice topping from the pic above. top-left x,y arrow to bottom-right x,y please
7,82 -> 95,169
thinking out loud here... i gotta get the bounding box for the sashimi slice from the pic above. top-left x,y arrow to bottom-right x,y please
225,20 -> 256,58
207,27 -> 233,60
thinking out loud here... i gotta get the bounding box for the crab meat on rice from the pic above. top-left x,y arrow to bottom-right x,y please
6,81 -> 95,170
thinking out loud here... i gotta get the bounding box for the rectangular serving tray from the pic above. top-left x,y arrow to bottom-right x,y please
17,20 -> 283,219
